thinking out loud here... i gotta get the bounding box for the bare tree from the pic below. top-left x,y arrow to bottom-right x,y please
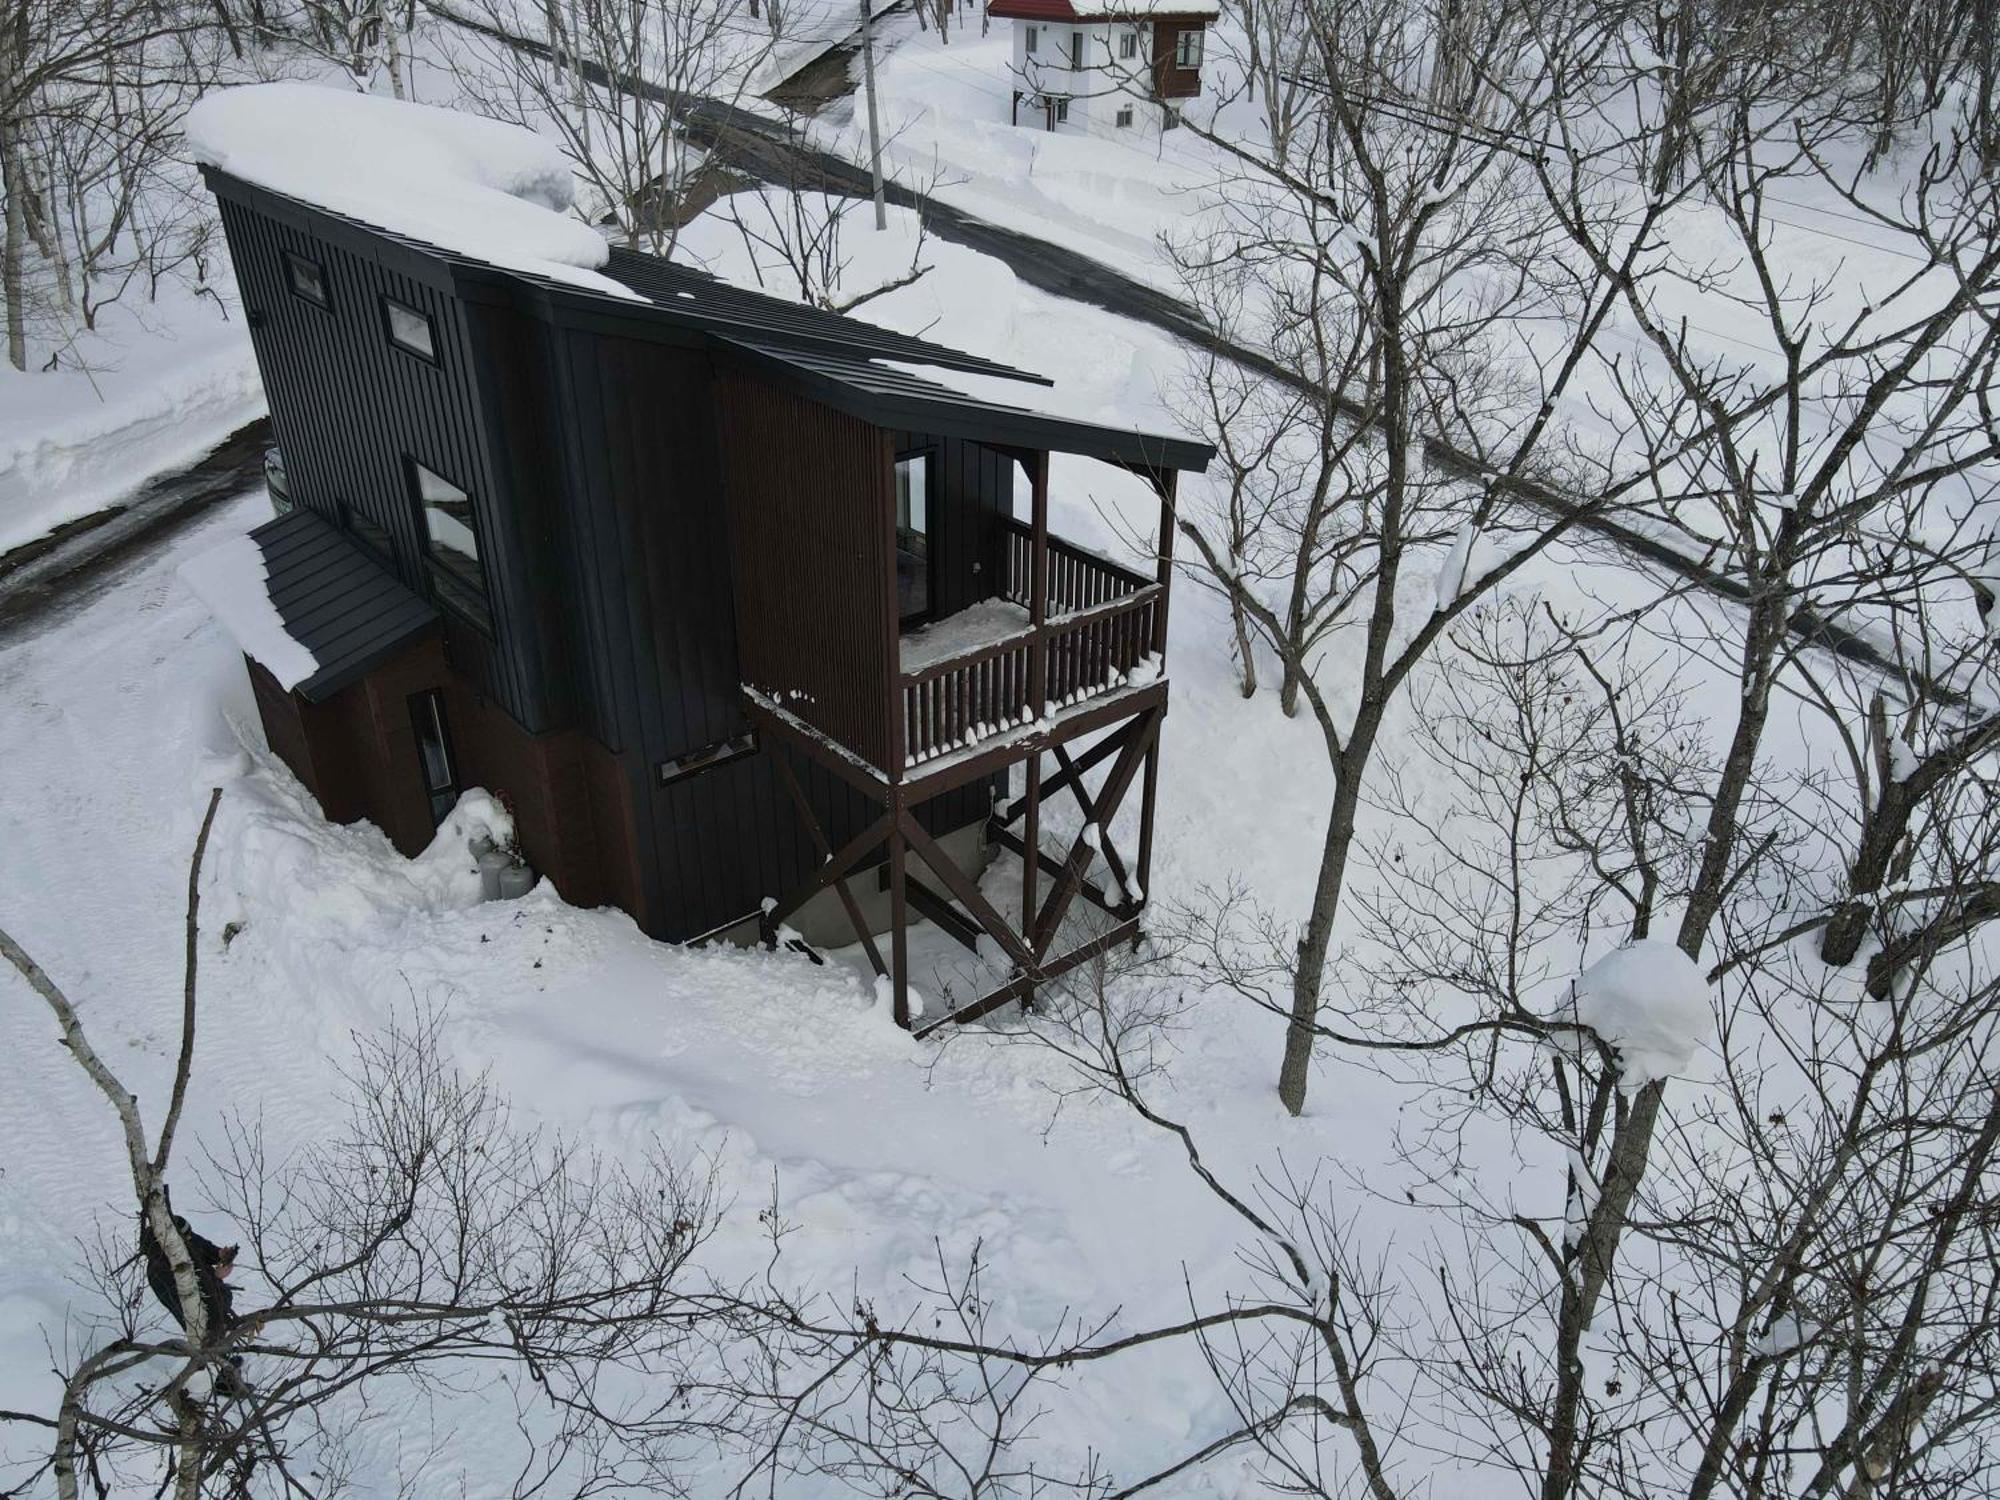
0,794 -> 728,1500
439,0 -> 786,259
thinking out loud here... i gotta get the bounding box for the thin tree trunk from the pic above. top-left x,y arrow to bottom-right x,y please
2,113 -> 29,372
1278,734 -> 1370,1115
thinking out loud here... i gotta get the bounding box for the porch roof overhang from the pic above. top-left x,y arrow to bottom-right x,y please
715,335 -> 1215,475
182,508 -> 439,703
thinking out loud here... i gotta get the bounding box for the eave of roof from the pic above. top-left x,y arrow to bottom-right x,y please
986,0 -> 1219,20
718,336 -> 1214,474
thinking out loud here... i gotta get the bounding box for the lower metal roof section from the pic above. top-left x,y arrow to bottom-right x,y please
715,336 -> 1215,474
252,508 -> 440,702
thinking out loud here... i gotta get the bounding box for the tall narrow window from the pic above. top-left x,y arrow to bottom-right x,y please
1070,30 -> 1084,68
1119,29 -> 1137,58
1054,96 -> 1071,123
408,458 -> 490,629
408,690 -> 460,827
1174,27 -> 1203,68
1024,24 -> 1037,52
284,251 -> 329,309
895,451 -> 931,623
383,297 -> 437,361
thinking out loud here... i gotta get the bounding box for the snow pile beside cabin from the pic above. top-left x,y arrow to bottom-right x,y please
175,532 -> 319,691
1568,940 -> 1713,1093
184,83 -> 638,301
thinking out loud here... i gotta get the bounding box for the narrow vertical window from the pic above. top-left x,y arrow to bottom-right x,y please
1024,24 -> 1036,52
1070,29 -> 1084,68
896,451 -> 931,623
408,458 -> 490,630
1174,27 -> 1203,68
1120,29 -> 1137,59
408,689 -> 460,827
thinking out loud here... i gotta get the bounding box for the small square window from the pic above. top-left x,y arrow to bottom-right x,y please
1116,105 -> 1134,127
284,251 -> 328,309
658,731 -> 758,786
1119,30 -> 1137,58
384,298 -> 436,361
342,503 -> 393,559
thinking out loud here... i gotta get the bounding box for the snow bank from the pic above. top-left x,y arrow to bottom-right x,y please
176,532 -> 319,690
1569,940 -> 1712,1093
184,83 -> 639,302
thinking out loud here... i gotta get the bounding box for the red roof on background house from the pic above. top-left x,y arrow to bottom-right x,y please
986,0 -> 1219,20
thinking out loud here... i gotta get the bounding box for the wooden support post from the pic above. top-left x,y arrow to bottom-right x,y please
1134,468 -> 1175,942
888,803 -> 910,1029
1021,449 -> 1050,1004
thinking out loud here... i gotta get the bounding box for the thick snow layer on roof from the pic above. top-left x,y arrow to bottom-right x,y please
185,83 -> 640,302
1571,940 -> 1713,1093
177,531 -> 320,691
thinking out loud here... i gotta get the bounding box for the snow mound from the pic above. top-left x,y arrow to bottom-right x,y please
177,532 -> 318,691
1569,940 -> 1711,1093
185,83 -> 638,302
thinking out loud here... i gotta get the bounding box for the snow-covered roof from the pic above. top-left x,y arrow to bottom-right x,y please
987,0 -> 1221,22
178,531 -> 321,692
185,83 -> 639,302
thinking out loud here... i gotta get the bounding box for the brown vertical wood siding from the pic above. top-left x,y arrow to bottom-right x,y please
1150,20 -> 1205,99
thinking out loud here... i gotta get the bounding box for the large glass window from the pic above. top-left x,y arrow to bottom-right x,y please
408,458 -> 489,628
408,690 -> 459,827
896,451 -> 931,623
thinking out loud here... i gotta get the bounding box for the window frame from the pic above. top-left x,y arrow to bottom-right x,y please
382,296 -> 438,363
1024,23 -> 1037,52
1070,29 -> 1084,69
1174,26 -> 1203,68
405,456 -> 493,633
1119,28 -> 1138,59
407,688 -> 461,829
283,250 -> 330,310
1054,95 -> 1071,123
894,446 -> 937,627
1116,104 -> 1135,127
657,731 -> 759,787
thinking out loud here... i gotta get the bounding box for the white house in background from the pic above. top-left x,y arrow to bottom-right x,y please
986,0 -> 1219,136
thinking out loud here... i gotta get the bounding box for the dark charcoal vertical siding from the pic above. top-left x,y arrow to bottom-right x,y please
215,189 -> 558,730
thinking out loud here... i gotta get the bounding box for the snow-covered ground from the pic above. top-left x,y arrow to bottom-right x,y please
0,281 -> 259,558
0,172 -> 1874,1490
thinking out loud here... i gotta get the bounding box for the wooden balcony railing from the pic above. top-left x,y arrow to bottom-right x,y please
900,582 -> 1162,770
1001,517 -> 1154,615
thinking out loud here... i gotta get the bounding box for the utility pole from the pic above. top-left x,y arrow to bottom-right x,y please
858,0 -> 887,228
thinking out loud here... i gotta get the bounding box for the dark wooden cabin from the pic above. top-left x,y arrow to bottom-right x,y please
195,166 -> 1211,1032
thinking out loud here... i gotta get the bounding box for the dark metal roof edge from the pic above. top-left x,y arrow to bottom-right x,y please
716,337 -> 1214,473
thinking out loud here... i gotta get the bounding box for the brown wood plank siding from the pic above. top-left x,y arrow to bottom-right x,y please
719,370 -> 894,771
1150,20 -> 1204,99
215,193 -> 557,730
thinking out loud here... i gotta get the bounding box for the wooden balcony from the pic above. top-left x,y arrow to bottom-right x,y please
900,519 -> 1162,771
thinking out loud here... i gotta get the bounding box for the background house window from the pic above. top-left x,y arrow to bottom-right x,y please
1070,30 -> 1084,68
1054,96 -> 1071,123
284,251 -> 328,308
408,459 -> 489,628
658,731 -> 758,786
1119,30 -> 1137,58
1174,28 -> 1203,68
1116,105 -> 1134,127
1024,24 -> 1036,51
342,502 -> 393,559
896,451 -> 931,622
408,689 -> 459,827
384,298 -> 436,361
